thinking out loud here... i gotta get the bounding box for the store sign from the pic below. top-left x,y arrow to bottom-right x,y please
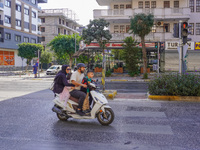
195,42 -> 200,50
0,51 -> 15,66
165,41 -> 194,50
86,43 -> 123,48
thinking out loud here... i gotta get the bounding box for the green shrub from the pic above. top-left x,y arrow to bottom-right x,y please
95,64 -> 102,68
114,65 -> 118,69
148,73 -> 200,96
106,70 -> 112,77
129,71 -> 139,77
143,73 -> 148,79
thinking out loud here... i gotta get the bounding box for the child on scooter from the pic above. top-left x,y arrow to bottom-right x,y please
81,70 -> 95,115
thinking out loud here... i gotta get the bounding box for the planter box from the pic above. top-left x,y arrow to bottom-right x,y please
94,67 -> 102,72
140,67 -> 150,74
114,67 -> 123,73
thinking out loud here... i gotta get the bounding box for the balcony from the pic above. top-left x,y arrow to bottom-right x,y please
94,8 -> 190,22
110,33 -> 132,41
38,0 -> 47,3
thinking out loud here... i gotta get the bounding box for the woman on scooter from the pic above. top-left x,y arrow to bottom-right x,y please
53,65 -> 75,105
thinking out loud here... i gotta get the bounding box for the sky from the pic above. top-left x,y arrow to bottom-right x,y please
38,0 -> 107,26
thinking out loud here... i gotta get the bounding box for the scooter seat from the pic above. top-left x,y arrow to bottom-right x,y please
69,96 -> 79,103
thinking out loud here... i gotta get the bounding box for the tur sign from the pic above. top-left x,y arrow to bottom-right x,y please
195,42 -> 200,50
165,41 -> 194,50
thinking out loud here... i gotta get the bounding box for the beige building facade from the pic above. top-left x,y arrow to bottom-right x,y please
94,0 -> 200,72
38,8 -> 81,47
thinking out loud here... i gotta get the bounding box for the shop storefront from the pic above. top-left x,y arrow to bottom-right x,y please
0,50 -> 15,66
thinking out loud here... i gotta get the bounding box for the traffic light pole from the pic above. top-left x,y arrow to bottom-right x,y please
179,20 -> 183,74
38,49 -> 40,77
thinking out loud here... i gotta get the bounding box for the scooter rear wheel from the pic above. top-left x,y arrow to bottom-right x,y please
97,108 -> 114,126
56,113 -> 69,121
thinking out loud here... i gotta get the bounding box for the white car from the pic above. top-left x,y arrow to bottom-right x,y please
46,65 -> 62,75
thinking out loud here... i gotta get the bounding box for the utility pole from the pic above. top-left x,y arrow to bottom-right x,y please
38,49 -> 40,77
75,33 -> 77,66
179,20 -> 183,74
157,42 -> 160,74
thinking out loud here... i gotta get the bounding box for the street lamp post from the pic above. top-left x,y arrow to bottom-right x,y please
21,57 -> 24,73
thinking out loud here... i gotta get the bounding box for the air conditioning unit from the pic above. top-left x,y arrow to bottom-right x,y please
156,21 -> 164,26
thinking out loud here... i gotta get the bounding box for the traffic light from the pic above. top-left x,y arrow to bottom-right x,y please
159,42 -> 164,53
155,42 -> 158,49
181,22 -> 192,44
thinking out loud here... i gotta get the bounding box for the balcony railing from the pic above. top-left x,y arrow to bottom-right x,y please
94,8 -> 190,19
38,0 -> 47,3
111,33 -> 132,41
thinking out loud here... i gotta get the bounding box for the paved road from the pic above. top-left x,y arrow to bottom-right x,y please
0,86 -> 200,149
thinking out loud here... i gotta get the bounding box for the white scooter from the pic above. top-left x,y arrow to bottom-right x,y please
52,80 -> 115,126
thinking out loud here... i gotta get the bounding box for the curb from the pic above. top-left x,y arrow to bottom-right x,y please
101,90 -> 117,100
110,79 -> 128,82
149,95 -> 200,102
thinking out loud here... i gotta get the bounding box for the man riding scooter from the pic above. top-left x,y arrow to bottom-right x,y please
70,63 -> 87,116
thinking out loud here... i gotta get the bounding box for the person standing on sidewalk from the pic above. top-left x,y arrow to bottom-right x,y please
33,63 -> 37,78
70,63 -> 87,116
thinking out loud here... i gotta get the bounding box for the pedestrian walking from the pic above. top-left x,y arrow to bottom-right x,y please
33,63 -> 37,78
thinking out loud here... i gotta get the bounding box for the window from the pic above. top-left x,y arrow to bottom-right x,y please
32,24 -> 36,31
58,28 -> 60,34
126,25 -> 130,33
190,0 -> 194,12
66,22 -> 68,26
15,35 -> 21,42
16,20 -> 21,27
24,8 -> 29,15
59,18 -> 61,24
41,18 -> 45,23
196,23 -> 200,35
145,1 -> 150,8
62,20 -> 64,25
126,4 -> 132,9
41,27 -> 45,32
152,25 -> 156,33
32,11 -> 36,18
120,4 -> 124,9
163,23 -> 170,32
16,5 -> 21,12
174,1 -> 179,8
114,25 -> 119,33
114,5 -> 119,9
5,33 -> 11,40
31,0 -> 36,4
24,22 -> 29,29
138,1 -> 143,8
5,16 -> 11,24
31,38 -> 36,43
189,23 -> 194,35
41,37 -> 45,42
64,29 -> 66,35
151,1 -> 156,8
120,25 -> 125,33
197,0 -> 200,12
164,1 -> 170,8
5,0 -> 11,8
24,37 -> 29,43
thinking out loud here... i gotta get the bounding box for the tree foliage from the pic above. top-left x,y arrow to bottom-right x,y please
122,37 -> 140,76
48,34 -> 81,67
130,13 -> 154,78
40,50 -> 52,71
82,19 -> 112,50
18,43 -> 43,71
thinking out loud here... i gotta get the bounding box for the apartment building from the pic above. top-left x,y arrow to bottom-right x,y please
38,8 -> 81,48
94,0 -> 200,71
0,0 -> 47,67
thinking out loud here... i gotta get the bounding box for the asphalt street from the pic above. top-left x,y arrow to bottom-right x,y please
0,77 -> 200,150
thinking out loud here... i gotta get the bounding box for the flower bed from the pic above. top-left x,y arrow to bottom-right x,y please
148,73 -> 200,96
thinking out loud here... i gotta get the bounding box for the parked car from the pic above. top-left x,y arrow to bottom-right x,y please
46,65 -> 62,75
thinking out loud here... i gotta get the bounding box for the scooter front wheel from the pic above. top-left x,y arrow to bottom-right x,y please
56,113 -> 69,121
97,108 -> 114,126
